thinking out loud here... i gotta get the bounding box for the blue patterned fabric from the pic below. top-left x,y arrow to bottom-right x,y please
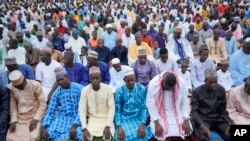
114,83 -> 152,141
42,82 -> 83,140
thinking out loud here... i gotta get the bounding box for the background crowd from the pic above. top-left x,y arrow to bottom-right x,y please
0,0 -> 250,141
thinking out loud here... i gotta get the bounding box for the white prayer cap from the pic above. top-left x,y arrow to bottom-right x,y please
123,68 -> 135,78
111,58 -> 120,65
9,70 -> 24,86
0,24 -> 4,28
106,24 -> 112,28
244,37 -> 250,43
64,43 -> 72,50
223,2 -> 228,5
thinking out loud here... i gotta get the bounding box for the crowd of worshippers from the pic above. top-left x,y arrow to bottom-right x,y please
1,0 -> 250,141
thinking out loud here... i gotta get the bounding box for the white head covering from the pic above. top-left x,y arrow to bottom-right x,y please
111,58 -> 120,65
123,68 -> 135,78
106,24 -> 112,28
9,70 -> 24,86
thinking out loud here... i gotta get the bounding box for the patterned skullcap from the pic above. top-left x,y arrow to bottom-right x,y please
204,68 -> 217,78
87,51 -> 98,59
5,57 -> 17,65
220,58 -> 229,65
89,66 -> 101,74
138,48 -> 147,56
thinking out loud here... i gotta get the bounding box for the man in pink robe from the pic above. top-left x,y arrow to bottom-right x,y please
227,76 -> 250,124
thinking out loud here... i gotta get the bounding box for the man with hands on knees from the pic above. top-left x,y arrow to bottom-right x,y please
114,68 -> 153,141
191,68 -> 230,141
147,71 -> 192,141
79,66 -> 115,141
41,67 -> 83,140
6,70 -> 47,141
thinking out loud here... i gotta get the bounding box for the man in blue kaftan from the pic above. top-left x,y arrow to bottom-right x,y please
41,67 -> 83,140
229,37 -> 250,86
114,68 -> 152,141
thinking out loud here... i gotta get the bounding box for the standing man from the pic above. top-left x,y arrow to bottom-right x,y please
0,85 -> 10,141
132,48 -> 158,88
147,71 -> 192,140
42,67 -> 83,140
115,68 -> 153,141
79,66 -> 115,141
6,70 -> 47,141
191,68 -> 230,141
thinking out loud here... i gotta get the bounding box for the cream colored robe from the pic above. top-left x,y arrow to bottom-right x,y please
7,80 -> 47,141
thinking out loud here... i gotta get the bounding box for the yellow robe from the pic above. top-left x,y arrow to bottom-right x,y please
128,42 -> 154,65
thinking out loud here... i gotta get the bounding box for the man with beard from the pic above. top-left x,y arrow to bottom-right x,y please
227,75 -> 250,124
167,27 -> 194,65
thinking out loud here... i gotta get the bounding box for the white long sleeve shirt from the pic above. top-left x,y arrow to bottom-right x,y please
109,65 -> 131,92
190,58 -> 215,88
217,69 -> 234,91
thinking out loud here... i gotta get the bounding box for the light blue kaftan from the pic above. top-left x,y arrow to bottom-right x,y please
229,49 -> 250,86
114,83 -> 152,141
42,82 -> 83,140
